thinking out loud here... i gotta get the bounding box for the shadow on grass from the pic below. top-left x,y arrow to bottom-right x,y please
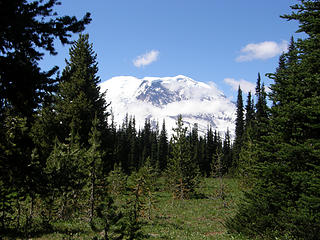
0,220 -> 91,240
191,192 -> 208,199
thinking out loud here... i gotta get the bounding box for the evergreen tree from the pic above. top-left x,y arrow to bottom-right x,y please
87,114 -> 104,223
255,73 -> 261,100
244,92 -> 255,129
45,124 -> 87,220
167,115 -> 199,199
150,130 -> 159,170
106,110 -> 118,173
107,164 -> 127,198
254,73 -> 269,139
237,75 -> 269,183
31,96 -> 60,165
228,1 -> 320,238
0,0 -> 91,119
95,194 -> 123,240
232,86 -> 244,169
157,120 -> 168,172
128,158 -> 157,222
237,89 -> 257,182
190,123 -> 200,174
222,129 -> 232,174
211,147 -> 227,207
213,132 -> 223,172
0,2 -> 90,230
237,125 -> 257,185
114,120 -> 131,174
127,116 -> 139,172
140,119 -> 152,167
196,135 -> 206,176
123,170 -> 151,240
0,113 -> 29,229
205,126 -> 215,176
287,36 -> 298,66
55,34 -> 108,147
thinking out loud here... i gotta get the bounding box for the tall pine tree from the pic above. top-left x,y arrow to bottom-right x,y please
232,86 -> 244,170
55,34 -> 108,147
228,1 -> 320,238
157,120 -> 168,172
0,1 -> 90,231
167,115 -> 199,199
0,0 -> 91,119
87,114 -> 104,223
244,91 -> 255,130
254,73 -> 269,140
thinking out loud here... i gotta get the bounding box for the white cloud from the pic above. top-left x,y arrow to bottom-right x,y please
133,50 -> 160,67
236,40 -> 288,62
224,78 -> 255,93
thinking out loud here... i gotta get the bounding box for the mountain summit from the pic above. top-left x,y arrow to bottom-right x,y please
100,75 -> 236,136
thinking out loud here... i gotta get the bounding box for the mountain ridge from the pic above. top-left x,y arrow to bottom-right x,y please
99,75 -> 236,137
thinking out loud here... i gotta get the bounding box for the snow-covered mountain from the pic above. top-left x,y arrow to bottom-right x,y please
99,75 -> 236,137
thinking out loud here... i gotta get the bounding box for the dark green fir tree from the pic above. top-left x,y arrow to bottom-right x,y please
140,119 -> 152,167
190,123 -> 200,174
87,114 -> 104,224
0,0 -> 90,233
55,34 -> 108,147
167,115 -> 199,199
157,120 -> 168,172
222,129 -> 232,174
244,91 -> 255,130
0,0 -> 91,119
205,126 -> 215,176
237,90 -> 256,182
45,121 -> 87,220
254,73 -> 269,140
232,86 -> 244,170
227,1 -> 320,238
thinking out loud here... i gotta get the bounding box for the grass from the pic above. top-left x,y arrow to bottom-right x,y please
4,177 -> 248,240
141,177 -> 247,240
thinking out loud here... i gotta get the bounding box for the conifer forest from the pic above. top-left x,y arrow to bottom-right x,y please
0,0 -> 319,239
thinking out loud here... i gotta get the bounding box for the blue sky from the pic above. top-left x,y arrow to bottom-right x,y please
39,0 -> 302,100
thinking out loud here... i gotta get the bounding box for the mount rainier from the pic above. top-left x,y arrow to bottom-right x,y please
99,75 -> 236,137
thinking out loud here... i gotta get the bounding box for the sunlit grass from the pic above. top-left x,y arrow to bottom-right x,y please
11,177 -> 248,240
141,177 -> 248,240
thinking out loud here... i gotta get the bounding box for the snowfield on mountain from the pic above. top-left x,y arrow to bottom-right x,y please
100,75 -> 236,137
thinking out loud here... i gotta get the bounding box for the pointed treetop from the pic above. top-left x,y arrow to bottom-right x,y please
245,91 -> 255,127
255,73 -> 261,97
